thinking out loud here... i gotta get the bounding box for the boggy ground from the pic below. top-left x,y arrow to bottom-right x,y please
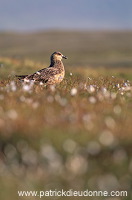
0,57 -> 132,200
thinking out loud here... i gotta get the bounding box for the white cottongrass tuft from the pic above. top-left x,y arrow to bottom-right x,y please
87,85 -> 95,93
113,105 -> 121,115
87,141 -> 101,155
7,109 -> 18,120
99,130 -> 115,146
63,139 -> 77,153
22,82 -> 33,92
23,84 -> 31,91
101,87 -> 107,94
39,81 -> 44,86
32,102 -> 39,109
116,83 -> 120,88
50,85 -> 56,92
89,96 -> 96,104
10,81 -> 17,92
105,116 -> 116,129
70,88 -> 77,96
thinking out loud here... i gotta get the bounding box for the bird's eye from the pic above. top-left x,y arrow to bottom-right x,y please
57,53 -> 61,55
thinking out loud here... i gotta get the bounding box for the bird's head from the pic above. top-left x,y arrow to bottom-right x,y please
51,52 -> 68,62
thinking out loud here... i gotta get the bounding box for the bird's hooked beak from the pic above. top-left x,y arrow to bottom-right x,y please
62,55 -> 68,59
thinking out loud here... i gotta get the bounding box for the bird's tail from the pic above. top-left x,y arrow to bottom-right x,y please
16,75 -> 28,81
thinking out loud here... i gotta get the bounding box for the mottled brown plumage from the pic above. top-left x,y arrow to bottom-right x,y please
16,52 -> 67,85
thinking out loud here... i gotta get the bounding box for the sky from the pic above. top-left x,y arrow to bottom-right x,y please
0,0 -> 132,31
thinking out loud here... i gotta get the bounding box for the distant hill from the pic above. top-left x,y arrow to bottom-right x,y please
0,30 -> 132,67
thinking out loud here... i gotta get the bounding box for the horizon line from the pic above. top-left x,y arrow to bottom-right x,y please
0,28 -> 132,34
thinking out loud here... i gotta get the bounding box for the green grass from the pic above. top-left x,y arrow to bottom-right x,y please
0,57 -> 132,200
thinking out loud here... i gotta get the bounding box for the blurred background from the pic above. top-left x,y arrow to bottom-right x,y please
0,0 -> 132,67
0,1 -> 132,200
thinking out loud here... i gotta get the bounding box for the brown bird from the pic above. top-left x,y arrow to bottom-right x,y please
16,52 -> 67,85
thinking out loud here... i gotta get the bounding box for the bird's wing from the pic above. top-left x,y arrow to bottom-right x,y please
26,67 -> 60,82
16,75 -> 28,80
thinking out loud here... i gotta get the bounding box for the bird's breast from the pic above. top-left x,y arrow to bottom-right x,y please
55,71 -> 65,82
47,71 -> 65,85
